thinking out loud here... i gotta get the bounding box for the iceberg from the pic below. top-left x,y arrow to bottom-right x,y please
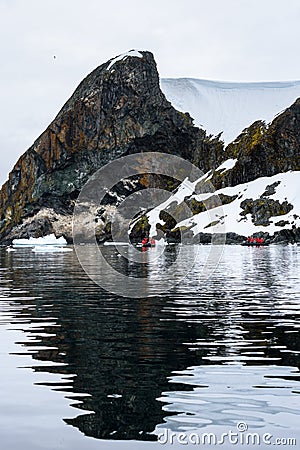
12,234 -> 67,247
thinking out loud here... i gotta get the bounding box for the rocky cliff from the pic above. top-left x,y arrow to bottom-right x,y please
211,98 -> 300,189
144,98 -> 300,244
0,50 -> 299,245
0,50 -> 224,243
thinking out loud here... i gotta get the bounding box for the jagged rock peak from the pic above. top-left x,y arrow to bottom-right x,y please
58,50 -> 162,116
0,50 -> 222,243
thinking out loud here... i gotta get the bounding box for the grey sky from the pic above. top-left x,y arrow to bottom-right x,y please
0,0 -> 300,185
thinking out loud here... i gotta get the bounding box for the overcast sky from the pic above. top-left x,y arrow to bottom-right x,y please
0,0 -> 300,185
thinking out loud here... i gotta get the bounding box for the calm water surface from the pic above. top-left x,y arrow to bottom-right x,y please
0,244 -> 299,449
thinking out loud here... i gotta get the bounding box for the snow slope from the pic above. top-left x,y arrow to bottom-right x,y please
160,78 -> 300,144
147,171 -> 300,238
182,171 -> 300,236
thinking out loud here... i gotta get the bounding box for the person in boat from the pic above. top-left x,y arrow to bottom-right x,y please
245,236 -> 265,245
142,237 -> 149,246
141,237 -> 156,247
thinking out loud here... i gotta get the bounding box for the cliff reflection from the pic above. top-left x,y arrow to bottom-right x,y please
1,248 -> 206,440
1,245 -> 300,441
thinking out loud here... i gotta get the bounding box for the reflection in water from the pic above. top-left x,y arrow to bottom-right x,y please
0,245 -> 300,443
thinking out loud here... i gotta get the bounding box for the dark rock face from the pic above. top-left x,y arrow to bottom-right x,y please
212,99 -> 300,189
239,198 -> 294,226
273,228 -> 300,244
0,51 -> 224,243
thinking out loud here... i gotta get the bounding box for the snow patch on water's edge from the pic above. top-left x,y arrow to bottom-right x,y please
12,234 -> 67,247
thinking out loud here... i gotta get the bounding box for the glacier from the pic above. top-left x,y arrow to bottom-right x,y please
160,78 -> 300,144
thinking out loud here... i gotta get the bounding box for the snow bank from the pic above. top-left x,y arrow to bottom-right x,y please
12,234 -> 67,247
160,78 -> 300,144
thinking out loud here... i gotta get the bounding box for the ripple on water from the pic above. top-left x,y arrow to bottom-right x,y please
156,364 -> 300,432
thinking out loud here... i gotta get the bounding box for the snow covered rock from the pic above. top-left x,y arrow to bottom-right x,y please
139,170 -> 300,244
129,96 -> 300,244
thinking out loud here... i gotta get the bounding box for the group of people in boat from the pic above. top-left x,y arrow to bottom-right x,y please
246,236 -> 265,244
141,237 -> 156,247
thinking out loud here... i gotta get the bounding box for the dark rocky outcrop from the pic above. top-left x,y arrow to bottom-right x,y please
0,51 -> 224,243
210,99 -> 300,189
239,198 -> 294,226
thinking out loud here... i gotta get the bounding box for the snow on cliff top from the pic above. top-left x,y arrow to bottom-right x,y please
160,78 -> 300,144
107,50 -> 143,70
